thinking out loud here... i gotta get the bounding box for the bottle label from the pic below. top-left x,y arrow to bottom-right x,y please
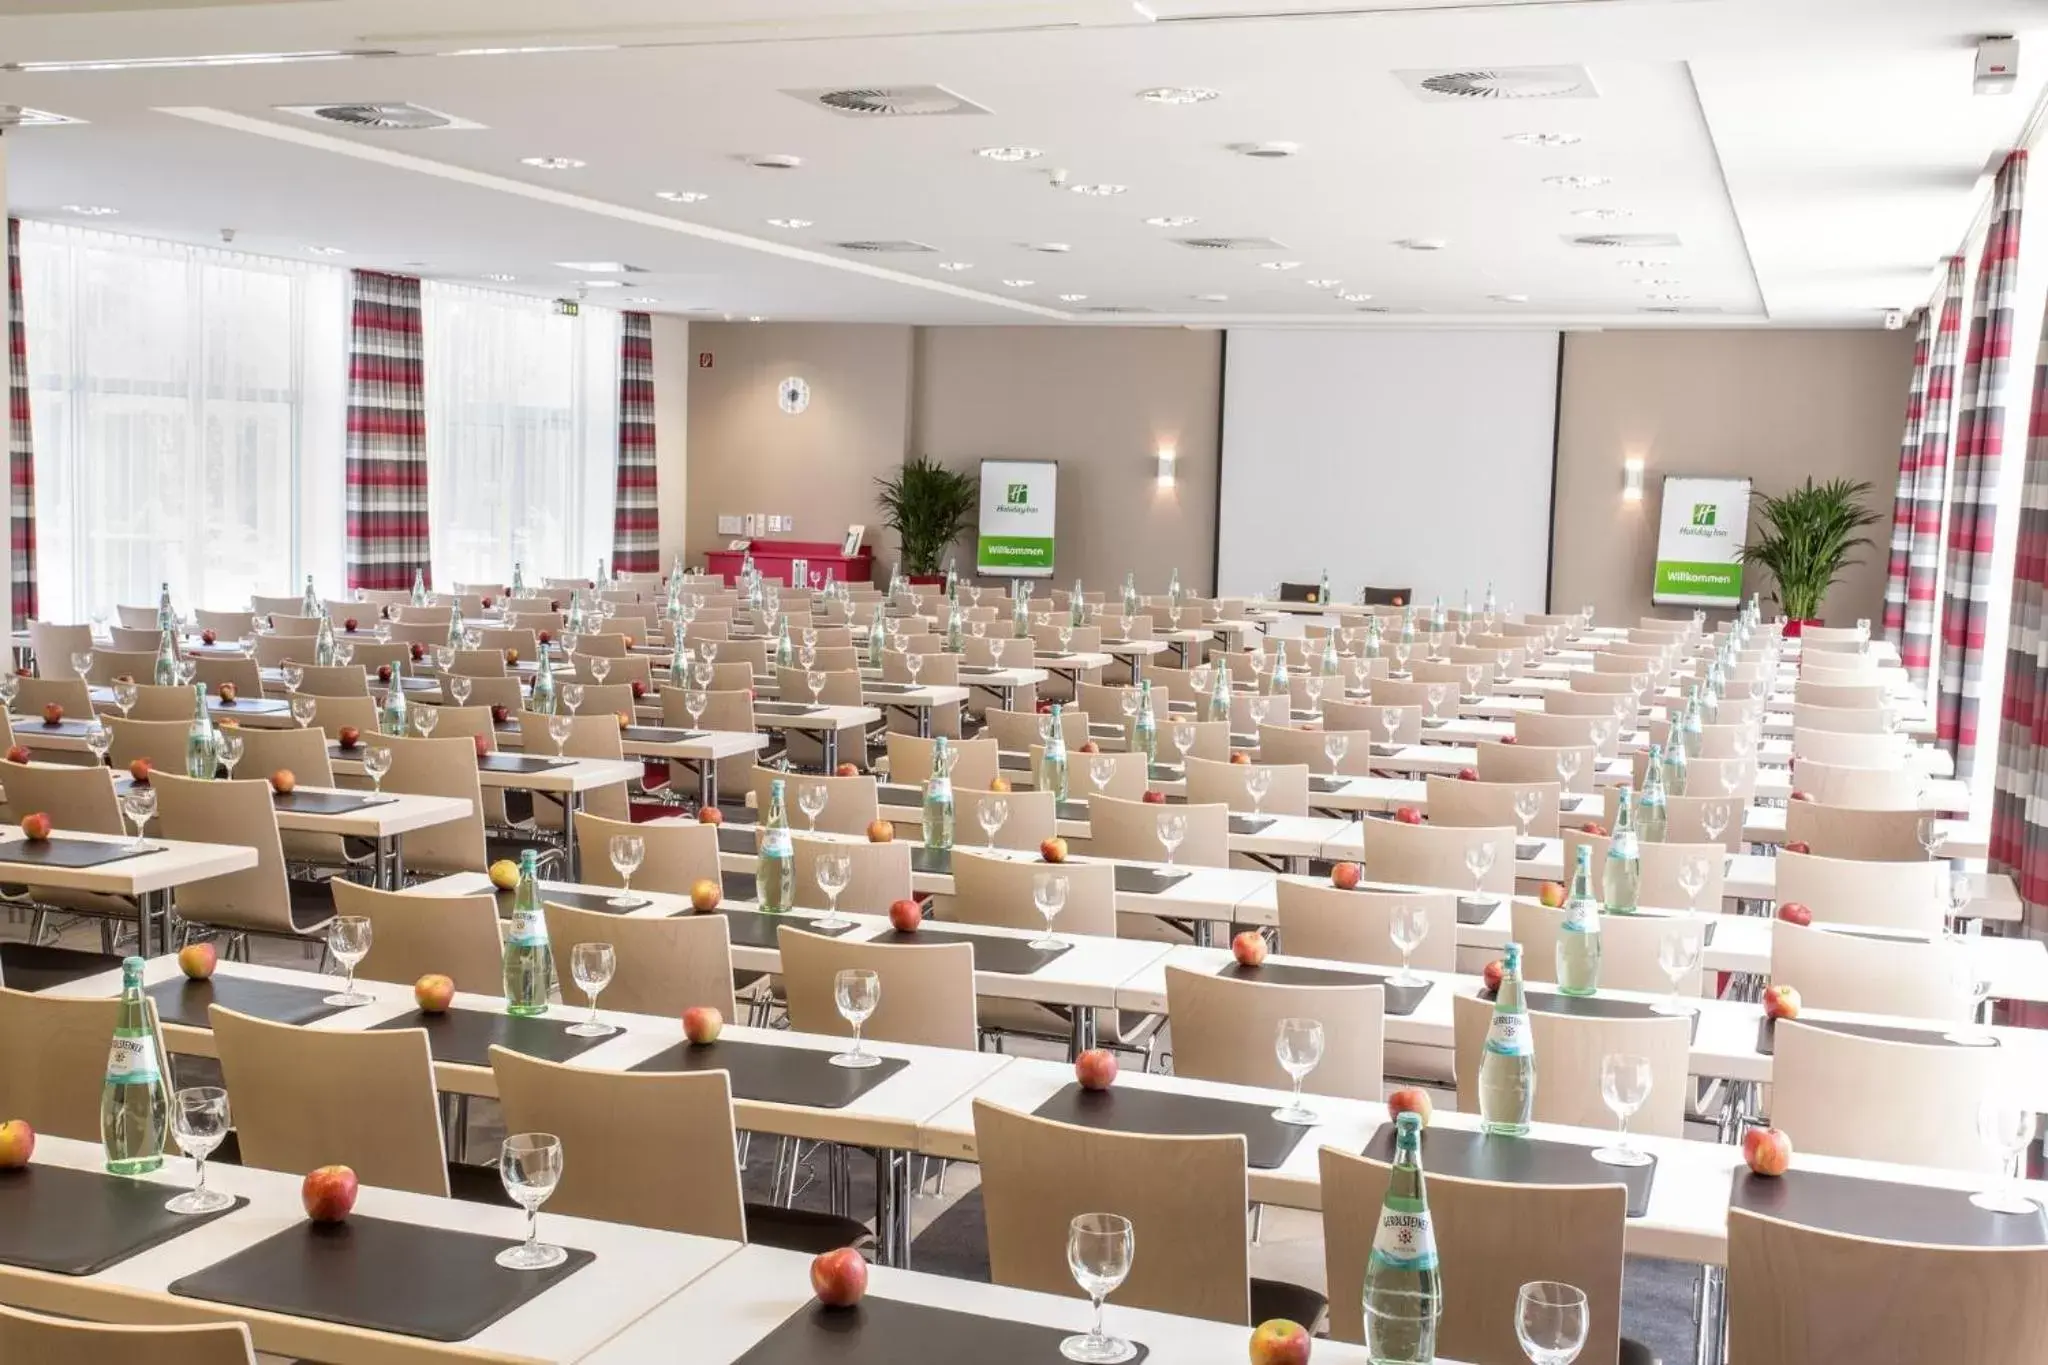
928,778 -> 951,803
1368,1197 -> 1438,1271
508,911 -> 548,948
1483,1008 -> 1533,1057
106,1032 -> 160,1085
763,827 -> 792,857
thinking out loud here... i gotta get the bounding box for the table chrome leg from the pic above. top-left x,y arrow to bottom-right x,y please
821,728 -> 839,774
564,790 -> 585,880
873,1148 -> 912,1268
1068,1006 -> 1098,1061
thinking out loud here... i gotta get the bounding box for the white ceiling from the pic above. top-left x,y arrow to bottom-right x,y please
0,0 -> 2039,327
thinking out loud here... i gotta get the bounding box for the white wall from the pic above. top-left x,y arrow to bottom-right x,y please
650,315 -> 689,572
1217,329 -> 1561,610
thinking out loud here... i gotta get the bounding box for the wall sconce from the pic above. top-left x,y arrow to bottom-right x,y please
1156,445 -> 1177,486
1622,456 -> 1644,502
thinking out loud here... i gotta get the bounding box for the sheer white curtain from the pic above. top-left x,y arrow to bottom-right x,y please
19,222 -> 346,621
422,285 -> 619,588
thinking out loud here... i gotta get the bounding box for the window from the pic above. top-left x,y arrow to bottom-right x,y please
19,222 -> 346,621
422,284 -> 619,589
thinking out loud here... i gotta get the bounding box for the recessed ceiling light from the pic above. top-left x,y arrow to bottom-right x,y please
1543,174 -> 1611,189
977,146 -> 1043,162
483,273 -> 517,282
625,296 -> 659,304
1001,279 -> 1035,288
1646,292 -> 1691,302
1505,132 -> 1582,147
1338,292 -> 1373,303
655,190 -> 709,204
766,218 -> 813,229
937,262 -> 973,271
1614,259 -> 1672,269
1058,293 -> 1089,302
1144,216 -> 1197,228
1259,261 -> 1302,271
306,245 -> 346,256
1139,86 -> 1219,105
62,205 -> 118,216
1490,293 -> 1531,303
1571,208 -> 1632,221
1069,184 -> 1127,197
1303,278 -> 1341,289
1636,277 -> 1683,286
1025,243 -> 1072,253
441,44 -> 618,57
580,280 -> 624,289
8,49 -> 377,73
555,260 -> 630,272
1228,141 -> 1299,160
520,156 -> 585,170
1393,238 -> 1448,251
1191,293 -> 1229,302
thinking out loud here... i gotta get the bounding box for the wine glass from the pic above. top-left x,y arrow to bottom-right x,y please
831,968 -> 882,1068
1390,903 -> 1429,986
685,687 -> 709,728
1324,732 -> 1350,774
548,714 -> 573,756
815,851 -> 852,929
608,834 -> 644,905
1088,755 -> 1116,796
1677,854 -> 1710,913
1156,811 -> 1186,867
1943,872 -> 1974,938
85,722 -> 111,766
1061,1213 -> 1136,1364
905,651 -> 925,686
112,678 -> 138,718
696,639 -> 715,665
334,642 -> 355,668
1380,708 -> 1401,753
1465,663 -> 1484,700
978,793 -> 1010,849
1555,750 -> 1582,796
1701,801 -> 1730,847
323,915 -> 373,1006
216,731 -> 243,781
120,785 -> 157,848
797,782 -> 828,831
1970,1099 -> 2038,1213
282,694 -> 316,730
1270,1017 -> 1325,1125
1514,788 -> 1541,842
565,942 -> 617,1037
1244,765 -> 1272,816
446,674 -> 472,708
1248,695 -> 1272,729
590,656 -> 612,685
434,645 -> 456,674
1515,1281 -> 1590,1365
1918,816 -> 1949,861
562,682 -> 585,715
1171,723 -> 1195,764
165,1086 -> 234,1214
1465,841 -> 1498,902
361,745 -> 392,794
1032,871 -> 1067,949
1653,927 -> 1702,1016
495,1134 -> 568,1270
1425,683 -> 1448,720
413,707 -> 439,740
1304,675 -> 1323,716
1119,689 -> 1140,723
281,663 -> 303,694
1056,625 -> 1074,655
807,669 -> 826,704
1592,1054 -> 1654,1166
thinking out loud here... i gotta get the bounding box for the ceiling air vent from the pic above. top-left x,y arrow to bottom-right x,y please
833,240 -> 937,254
1398,66 -> 1596,102
788,85 -> 989,118
277,102 -> 483,131
1176,236 -> 1289,251
1640,305 -> 1724,315
1565,232 -> 1683,249
1083,306 -> 1154,314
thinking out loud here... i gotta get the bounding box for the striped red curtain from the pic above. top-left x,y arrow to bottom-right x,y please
7,219 -> 35,628
344,270 -> 430,592
1939,151 -> 2027,784
1992,272 -> 2048,935
611,311 -> 658,575
1881,256 -> 1966,691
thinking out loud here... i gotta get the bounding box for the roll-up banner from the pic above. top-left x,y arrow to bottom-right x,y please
976,459 -> 1058,577
1652,476 -> 1750,607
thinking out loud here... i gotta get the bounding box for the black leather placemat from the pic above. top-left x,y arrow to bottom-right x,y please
1360,1123 -> 1655,1218
1219,961 -> 1432,1016
1230,815 -> 1276,836
1309,775 -> 1348,793
1457,895 -> 1501,925
209,698 -> 289,714
871,927 -> 1071,975
723,869 -> 760,901
756,702 -> 825,717
1516,840 -> 1544,860
877,786 -> 920,809
1755,1016 -> 1996,1057
1114,865 -> 1191,895
958,665 -> 1004,676
1032,1082 -> 1310,1170
0,942 -> 124,992
494,886 -> 651,916
0,837 -> 155,869
716,824 -> 760,854
23,718 -> 100,737
734,1295 -> 1150,1365
477,753 -> 572,775
0,1165 -> 248,1275
907,846 -> 954,876
1729,1168 -> 2048,1247
722,908 -> 857,948
169,1215 -> 593,1342
369,1008 -> 620,1067
148,975 -> 352,1029
629,1036 -> 908,1107
863,681 -> 922,695
272,790 -> 398,816
621,726 -> 704,743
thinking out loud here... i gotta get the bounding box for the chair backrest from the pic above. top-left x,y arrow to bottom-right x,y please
1770,919 -> 1970,1019
1272,879 -> 1458,972
1794,680 -> 1884,710
790,834 -> 911,913
17,675 -> 94,720
1544,688 -> 1637,719
942,849 -> 1118,936
1769,1020 -> 2007,1172
514,712 -> 628,825
1320,1146 -> 1627,1360
378,734 -> 487,873
303,693 -> 379,741
1782,801 -> 1925,861
0,761 -> 125,834
0,988 -> 159,1141
30,622 -> 93,678
1363,819 -> 1514,895
332,879 -> 503,988
1476,742 -> 1596,788
1145,717 -> 1229,763
1558,832 -> 1725,912
108,624 -> 164,652
1510,900 -> 1708,997
1185,755 -> 1310,815
233,726 -> 338,788
886,733 -> 998,793
1788,761 -> 1918,810
1788,727 -> 1909,768
208,1004 -> 449,1195
488,1047 -> 746,1242
196,609 -> 258,638
777,925 -> 976,1050
573,811 -> 721,895
974,1099 -> 1252,1324
1062,748 -> 1149,799
983,705 -> 1086,752
1514,711 -> 1620,759
1451,991 -> 1690,1136
1164,965 -> 1384,1100
545,900 -> 737,1018
295,664 -> 370,698
151,774 -> 300,936
1426,776 -> 1561,837
1791,702 -> 1888,735
1725,1206 -> 2048,1365
955,785 -> 1056,851
191,656 -> 264,696
0,1304 -> 256,1365
265,613 -> 323,638
751,766 -> 878,838
1773,850 -> 1944,931
1085,792 -> 1230,867
89,649 -> 160,687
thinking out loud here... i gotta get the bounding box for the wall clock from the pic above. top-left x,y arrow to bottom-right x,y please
778,376 -> 810,414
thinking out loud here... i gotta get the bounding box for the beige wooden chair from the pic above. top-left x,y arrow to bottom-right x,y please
0,988 -> 160,1141
232,726 -> 364,869
1725,1206 -> 2048,1365
1782,801 -> 1926,861
88,649 -> 159,686
1515,711 -> 1621,760
1451,991 -> 1689,1136
1273,879 -> 1458,972
514,712 -> 629,826
573,811 -> 721,895
152,773 -> 336,945
16,675 -> 95,721
209,1004 -> 453,1196
974,1100 -> 1325,1328
662,687 -> 760,797
2,758 -> 127,838
955,785 -> 1056,852
195,609 -> 258,638
1559,832 -> 1726,913
1787,761 -> 1918,810
751,766 -> 878,838
1363,819 -> 1514,896
778,925 -> 976,1049
983,705 -> 1087,753
29,622 -> 93,678
1794,680 -> 1884,710
107,624 -> 166,652
545,900 -> 737,1018
1569,672 -> 1641,697
191,656 -> 264,698
1789,727 -> 1910,768
123,682 -> 209,722
1476,742 -> 1597,790
1791,702 -> 1889,736
1427,775 -> 1561,838
295,663 -> 371,698
1767,1020 -> 2008,1172
1143,717 -> 1229,763
1061,747 -> 1149,800
1545,689 -> 1638,719
1511,900 -> 1708,997
1322,701 -> 1423,752
0,1304 -> 255,1365
1773,850 -> 1944,931
943,848 -> 1116,936
1085,792 -> 1230,868
331,878 -> 502,988
309,693 -> 379,742
790,834 -> 911,913
886,732 -> 998,791
1769,919 -> 1971,1020
1164,965 -> 1383,1099
1321,1147 -> 1639,1363
1185,755 -> 1309,816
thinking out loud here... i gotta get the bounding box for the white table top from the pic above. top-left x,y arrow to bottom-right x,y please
0,824 -> 255,895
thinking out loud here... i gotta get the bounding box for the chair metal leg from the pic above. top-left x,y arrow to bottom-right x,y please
29,908 -> 48,947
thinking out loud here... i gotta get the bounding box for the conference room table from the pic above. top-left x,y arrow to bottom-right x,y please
746,702 -> 884,773
0,825 -> 254,957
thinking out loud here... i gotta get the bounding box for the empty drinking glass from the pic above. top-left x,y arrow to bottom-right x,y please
1271,1017 -> 1325,1125
1970,1099 -> 2038,1214
334,643 -> 354,668
70,651 -> 93,680
1465,664 -> 1484,700
323,915 -> 373,1006
281,664 -> 303,694
797,782 -> 829,831
120,785 -> 156,848
1592,1053 -> 1653,1167
548,714 -> 573,756
1244,765 -> 1273,816
815,851 -> 852,929
1304,676 -> 1323,716
1555,751 -> 1582,794
1515,1281 -> 1590,1365
1171,723 -> 1195,763
434,645 -> 456,673
1062,1212 -> 1136,1364
566,942 -> 617,1037
496,1133 -> 568,1270
1425,683 -> 1448,719
562,683 -> 585,714
165,1086 -> 234,1215
413,707 -> 439,740
905,651 -> 925,684
807,670 -> 827,704
590,657 -> 612,685
1918,816 -> 1949,861
685,688 -> 709,728
1380,708 -> 1402,752
1701,802 -> 1730,846
1677,854 -> 1710,912
216,731 -> 243,780
831,968 -> 882,1069
1248,696 -> 1272,728
85,723 -> 111,766
1032,871 -> 1068,949
1088,755 -> 1116,795
1156,811 -> 1187,867
1465,842 -> 1497,902
1653,927 -> 1702,1016
113,679 -> 138,717
362,745 -> 392,794
290,694 -> 319,729
978,793 -> 1010,849
608,834 -> 645,905
1325,732 -> 1350,773
1391,903 -> 1429,986
1513,789 -> 1541,841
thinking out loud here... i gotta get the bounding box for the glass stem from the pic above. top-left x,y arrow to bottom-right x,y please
195,1155 -> 207,1193
525,1204 -> 538,1251
1091,1293 -> 1105,1341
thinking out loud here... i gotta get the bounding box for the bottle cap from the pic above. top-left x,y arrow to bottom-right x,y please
1502,940 -> 1522,967
1394,1110 -> 1422,1138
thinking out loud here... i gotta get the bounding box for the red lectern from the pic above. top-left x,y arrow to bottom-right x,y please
703,539 -> 874,588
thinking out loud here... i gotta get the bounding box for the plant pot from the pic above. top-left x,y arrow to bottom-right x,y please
1782,618 -> 1823,638
907,574 -> 947,586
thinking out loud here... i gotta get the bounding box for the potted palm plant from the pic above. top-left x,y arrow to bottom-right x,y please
1736,477 -> 1880,635
875,456 -> 978,583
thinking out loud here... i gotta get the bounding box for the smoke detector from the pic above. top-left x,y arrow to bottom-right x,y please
1228,141 -> 1300,159
1398,67 -> 1597,102
1566,232 -> 1683,249
833,240 -> 938,254
277,102 -> 482,131
1176,236 -> 1288,251
787,85 -> 989,118
739,153 -> 804,171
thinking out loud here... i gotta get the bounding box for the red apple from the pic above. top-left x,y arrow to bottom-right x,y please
127,756 -> 152,782
1387,1087 -> 1433,1127
4,746 -> 28,765
1331,861 -> 1362,891
504,648 -> 519,665
40,703 -> 61,726
480,596 -> 494,610
413,973 -> 454,1012
337,726 -> 361,749
1229,751 -> 1252,765
835,763 -> 859,777
1776,901 -> 1812,927
670,877 -> 716,916
810,1247 -> 868,1308
19,812 -> 51,842
1763,983 -> 1801,1020
1141,790 -> 1167,805
1393,806 -> 1423,825
408,642 -> 426,663
490,704 -> 510,725
631,679 -> 647,699
473,733 -> 493,759
1790,790 -> 1814,803
1457,767 -> 1479,781
1782,840 -> 1811,855
1580,821 -> 1609,837
1483,959 -> 1504,994
301,1165 -> 359,1223
270,769 -> 295,794
989,775 -> 1012,793
0,1118 -> 33,1168
216,682 -> 237,705
1249,1319 -> 1311,1365
866,818 -> 895,843
200,628 -> 217,645
178,942 -> 217,980
1499,736 -> 1518,745
683,1005 -> 723,1044
1539,882 -> 1566,908
1079,740 -> 1101,755
376,665 -> 393,684
1040,835 -> 1068,863
888,898 -> 923,932
538,630 -> 553,645
1075,1048 -> 1118,1091
1743,1125 -> 1793,1177
343,617 -> 359,633
698,805 -> 725,826
1232,930 -> 1268,967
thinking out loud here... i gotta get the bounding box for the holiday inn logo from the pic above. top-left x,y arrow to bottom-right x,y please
1006,484 -> 1029,505
1691,503 -> 1717,527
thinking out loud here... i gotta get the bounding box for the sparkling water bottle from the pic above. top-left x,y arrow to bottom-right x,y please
1557,843 -> 1603,996
101,957 -> 168,1174
1041,704 -> 1070,804
758,778 -> 794,912
1638,747 -> 1670,843
153,627 -> 179,686
184,684 -> 216,779
1132,679 -> 1158,764
1604,786 -> 1642,914
1478,942 -> 1536,1136
923,736 -> 955,851
503,850 -> 552,1015
1361,1110 -> 1442,1363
